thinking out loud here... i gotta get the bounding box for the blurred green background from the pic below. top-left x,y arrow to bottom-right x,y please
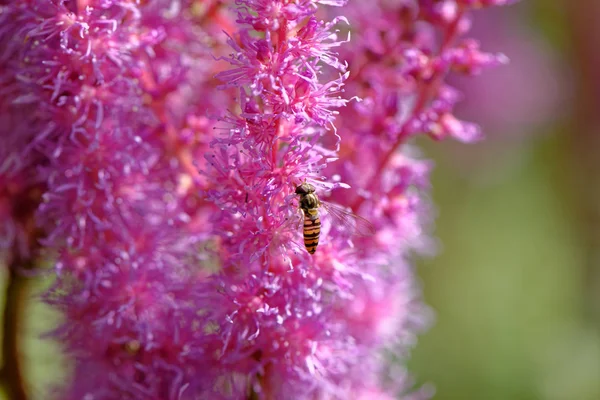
410,135 -> 600,399
409,1 -> 600,399
3,0 -> 600,399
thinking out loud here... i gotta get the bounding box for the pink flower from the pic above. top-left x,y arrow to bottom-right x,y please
1,1 -> 237,398
0,0 -> 518,398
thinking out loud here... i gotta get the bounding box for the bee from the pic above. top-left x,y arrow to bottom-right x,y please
295,182 -> 374,255
295,182 -> 322,254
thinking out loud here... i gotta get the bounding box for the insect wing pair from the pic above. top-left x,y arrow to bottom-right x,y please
317,199 -> 375,239
297,197 -> 374,255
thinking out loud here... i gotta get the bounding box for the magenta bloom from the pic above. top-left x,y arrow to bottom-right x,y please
0,0 -> 518,398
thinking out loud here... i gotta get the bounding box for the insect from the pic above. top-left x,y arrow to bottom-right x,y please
295,182 -> 374,254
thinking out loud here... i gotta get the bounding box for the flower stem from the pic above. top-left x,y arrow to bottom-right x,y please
1,266 -> 29,400
0,184 -> 42,399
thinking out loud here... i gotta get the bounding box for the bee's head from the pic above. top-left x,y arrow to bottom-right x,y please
295,182 -> 315,195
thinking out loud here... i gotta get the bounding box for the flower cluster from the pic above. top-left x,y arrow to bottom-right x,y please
0,0 -> 236,398
200,0 -> 381,396
316,4 -> 516,392
0,0 -> 517,399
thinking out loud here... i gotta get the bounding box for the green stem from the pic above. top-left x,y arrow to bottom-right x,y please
1,266 -> 29,400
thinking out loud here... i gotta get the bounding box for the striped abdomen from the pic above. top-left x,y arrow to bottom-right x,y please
303,210 -> 321,254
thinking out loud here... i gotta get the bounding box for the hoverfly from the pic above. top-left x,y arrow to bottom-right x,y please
295,182 -> 374,254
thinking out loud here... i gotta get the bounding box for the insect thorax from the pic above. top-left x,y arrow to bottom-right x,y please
299,193 -> 319,211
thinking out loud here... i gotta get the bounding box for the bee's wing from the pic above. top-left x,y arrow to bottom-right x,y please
319,200 -> 375,238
